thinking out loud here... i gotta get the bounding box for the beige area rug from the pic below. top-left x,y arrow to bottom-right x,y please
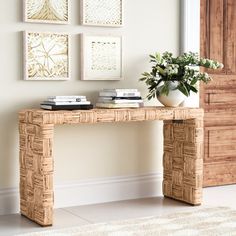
17,207 -> 236,236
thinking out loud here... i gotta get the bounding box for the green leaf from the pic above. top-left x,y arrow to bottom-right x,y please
177,83 -> 190,97
149,84 -> 158,91
189,85 -> 198,93
139,77 -> 147,81
156,79 -> 164,87
142,72 -> 150,76
157,66 -> 165,75
160,83 -> 170,96
190,77 -> 198,85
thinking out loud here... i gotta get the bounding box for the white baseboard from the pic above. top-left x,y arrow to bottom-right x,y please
0,172 -> 163,216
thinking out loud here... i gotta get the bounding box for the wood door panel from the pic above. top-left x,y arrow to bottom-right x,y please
209,0 -> 224,64
204,126 -> 236,162
204,110 -> 236,126
226,0 -> 236,74
204,161 -> 236,186
202,75 -> 236,90
201,0 -> 236,186
207,93 -> 236,105
204,89 -> 236,109
200,0 -> 208,61
201,0 -> 226,74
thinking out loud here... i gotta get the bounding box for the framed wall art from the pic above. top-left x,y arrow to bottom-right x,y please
24,31 -> 70,81
81,0 -> 123,27
24,0 -> 69,24
81,35 -> 123,80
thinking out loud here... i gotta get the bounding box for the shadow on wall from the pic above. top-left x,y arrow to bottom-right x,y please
18,31 -> 24,81
19,0 -> 24,22
137,121 -> 163,171
0,30 -> 26,190
136,121 -> 163,196
0,29 -> 37,186
0,108 -> 19,214
0,100 -> 39,215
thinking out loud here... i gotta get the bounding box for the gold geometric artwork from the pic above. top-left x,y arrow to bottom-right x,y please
24,32 -> 70,80
24,0 -> 69,24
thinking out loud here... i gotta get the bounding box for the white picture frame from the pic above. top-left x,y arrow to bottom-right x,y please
81,0 -> 123,27
24,31 -> 70,81
24,0 -> 70,24
81,34 -> 123,81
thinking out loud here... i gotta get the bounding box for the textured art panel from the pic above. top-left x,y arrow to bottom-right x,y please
24,0 -> 69,24
81,35 -> 122,80
81,0 -> 123,27
24,32 -> 70,80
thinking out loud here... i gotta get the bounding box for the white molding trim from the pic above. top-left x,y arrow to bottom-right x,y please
181,0 -> 200,54
181,0 -> 201,108
0,172 -> 163,215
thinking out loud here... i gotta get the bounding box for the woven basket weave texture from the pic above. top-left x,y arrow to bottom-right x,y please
19,107 -> 204,226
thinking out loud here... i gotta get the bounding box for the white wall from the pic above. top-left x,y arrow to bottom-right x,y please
181,0 -> 200,107
0,0 -> 180,213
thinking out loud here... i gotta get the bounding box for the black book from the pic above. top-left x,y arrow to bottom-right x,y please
100,96 -> 142,101
111,96 -> 142,100
40,104 -> 93,111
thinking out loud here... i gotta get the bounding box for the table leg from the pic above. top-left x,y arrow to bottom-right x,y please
19,122 -> 54,226
163,119 -> 203,205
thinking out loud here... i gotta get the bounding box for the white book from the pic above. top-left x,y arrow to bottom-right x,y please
102,88 -> 138,92
96,103 -> 141,108
47,98 -> 87,102
42,101 -> 91,105
98,98 -> 143,104
47,95 -> 86,100
99,91 -> 141,97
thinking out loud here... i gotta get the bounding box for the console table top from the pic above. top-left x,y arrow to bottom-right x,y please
19,106 -> 204,125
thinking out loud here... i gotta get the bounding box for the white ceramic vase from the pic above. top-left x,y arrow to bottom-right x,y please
156,82 -> 187,107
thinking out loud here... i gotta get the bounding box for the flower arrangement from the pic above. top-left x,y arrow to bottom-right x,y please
140,52 -> 223,100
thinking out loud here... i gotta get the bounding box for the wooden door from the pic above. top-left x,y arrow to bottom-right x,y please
200,0 -> 236,186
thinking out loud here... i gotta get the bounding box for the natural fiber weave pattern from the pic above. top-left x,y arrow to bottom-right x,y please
163,119 -> 203,205
19,123 -> 54,226
19,107 -> 204,226
19,107 -> 203,125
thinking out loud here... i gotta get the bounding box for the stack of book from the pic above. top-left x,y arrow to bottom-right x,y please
96,89 -> 143,108
40,96 -> 93,110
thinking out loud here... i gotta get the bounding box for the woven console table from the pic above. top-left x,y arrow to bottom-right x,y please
19,107 -> 204,226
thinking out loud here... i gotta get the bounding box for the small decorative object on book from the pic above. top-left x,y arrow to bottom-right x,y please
40,95 -> 93,110
96,89 -> 143,109
140,52 -> 224,107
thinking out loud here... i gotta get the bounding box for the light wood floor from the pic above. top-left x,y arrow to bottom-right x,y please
0,185 -> 236,236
